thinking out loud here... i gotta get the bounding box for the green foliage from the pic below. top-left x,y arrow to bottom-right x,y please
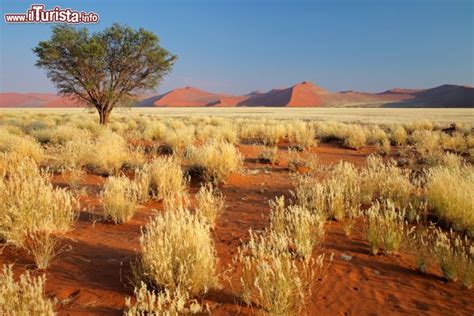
34,24 -> 176,124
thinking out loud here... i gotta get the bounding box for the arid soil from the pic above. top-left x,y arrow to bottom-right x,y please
1,143 -> 473,315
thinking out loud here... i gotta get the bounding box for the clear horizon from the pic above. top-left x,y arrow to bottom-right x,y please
1,0 -> 473,95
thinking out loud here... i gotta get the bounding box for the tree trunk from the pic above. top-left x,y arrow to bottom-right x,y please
98,109 -> 109,125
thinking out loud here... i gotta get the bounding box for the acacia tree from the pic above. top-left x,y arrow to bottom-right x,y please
34,24 -> 176,125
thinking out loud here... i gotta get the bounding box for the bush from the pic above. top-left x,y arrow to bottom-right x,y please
101,176 -> 140,224
138,208 -> 217,296
186,141 -> 242,184
195,183 -> 225,226
0,264 -> 54,315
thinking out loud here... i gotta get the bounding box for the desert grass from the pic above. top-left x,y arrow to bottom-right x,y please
138,207 -> 217,296
269,196 -> 326,260
136,157 -> 188,203
186,141 -> 242,184
360,155 -> 415,210
0,264 -> 54,315
426,159 -> 474,235
101,175 -> 140,224
257,145 -> 279,165
125,282 -> 204,315
236,231 -> 327,315
195,183 -> 225,226
365,201 -> 406,255
0,129 -> 44,162
406,225 -> 435,273
0,155 -> 77,246
23,232 -> 63,270
434,230 -> 473,287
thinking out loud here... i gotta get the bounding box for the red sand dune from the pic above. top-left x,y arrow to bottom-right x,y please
1,82 -> 473,108
0,93 -> 82,108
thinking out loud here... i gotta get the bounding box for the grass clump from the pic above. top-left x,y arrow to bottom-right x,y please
137,207 -> 218,296
0,155 -> 77,246
236,231 -> 328,315
125,282 -> 204,315
257,146 -> 279,165
426,160 -> 474,235
101,175 -> 140,224
195,183 -> 225,226
136,157 -> 188,203
0,129 -> 44,163
269,196 -> 325,260
0,264 -> 54,315
365,201 -> 405,255
186,141 -> 242,184
434,230 -> 473,287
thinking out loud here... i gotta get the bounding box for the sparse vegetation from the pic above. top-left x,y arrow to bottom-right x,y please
137,207 -> 218,296
186,141 -> 242,184
101,175 -> 140,224
0,264 -> 54,315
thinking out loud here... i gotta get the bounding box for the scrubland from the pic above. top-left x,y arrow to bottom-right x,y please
0,109 -> 473,315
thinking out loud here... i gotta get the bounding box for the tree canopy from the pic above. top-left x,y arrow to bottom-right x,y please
34,24 -> 176,124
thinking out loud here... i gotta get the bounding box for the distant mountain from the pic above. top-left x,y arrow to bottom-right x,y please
0,93 -> 80,108
1,82 -> 472,108
382,85 -> 474,108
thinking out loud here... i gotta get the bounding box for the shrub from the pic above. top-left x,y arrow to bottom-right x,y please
138,208 -> 217,296
101,176 -> 140,224
426,161 -> 474,235
237,231 -> 327,315
269,196 -> 325,260
0,264 -> 54,315
0,156 -> 77,246
186,141 -> 242,184
365,201 -> 405,255
195,183 -> 225,226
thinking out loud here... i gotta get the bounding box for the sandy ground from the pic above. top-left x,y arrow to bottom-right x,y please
1,143 -> 473,315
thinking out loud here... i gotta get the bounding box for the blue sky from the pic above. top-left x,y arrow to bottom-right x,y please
0,0 -> 472,94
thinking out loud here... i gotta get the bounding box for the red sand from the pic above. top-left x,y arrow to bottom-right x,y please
1,143 -> 473,315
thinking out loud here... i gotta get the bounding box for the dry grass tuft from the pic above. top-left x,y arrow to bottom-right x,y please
195,183 -> 225,226
0,155 -> 77,246
101,175 -> 140,224
137,207 -> 218,296
0,264 -> 54,315
186,141 -> 242,184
